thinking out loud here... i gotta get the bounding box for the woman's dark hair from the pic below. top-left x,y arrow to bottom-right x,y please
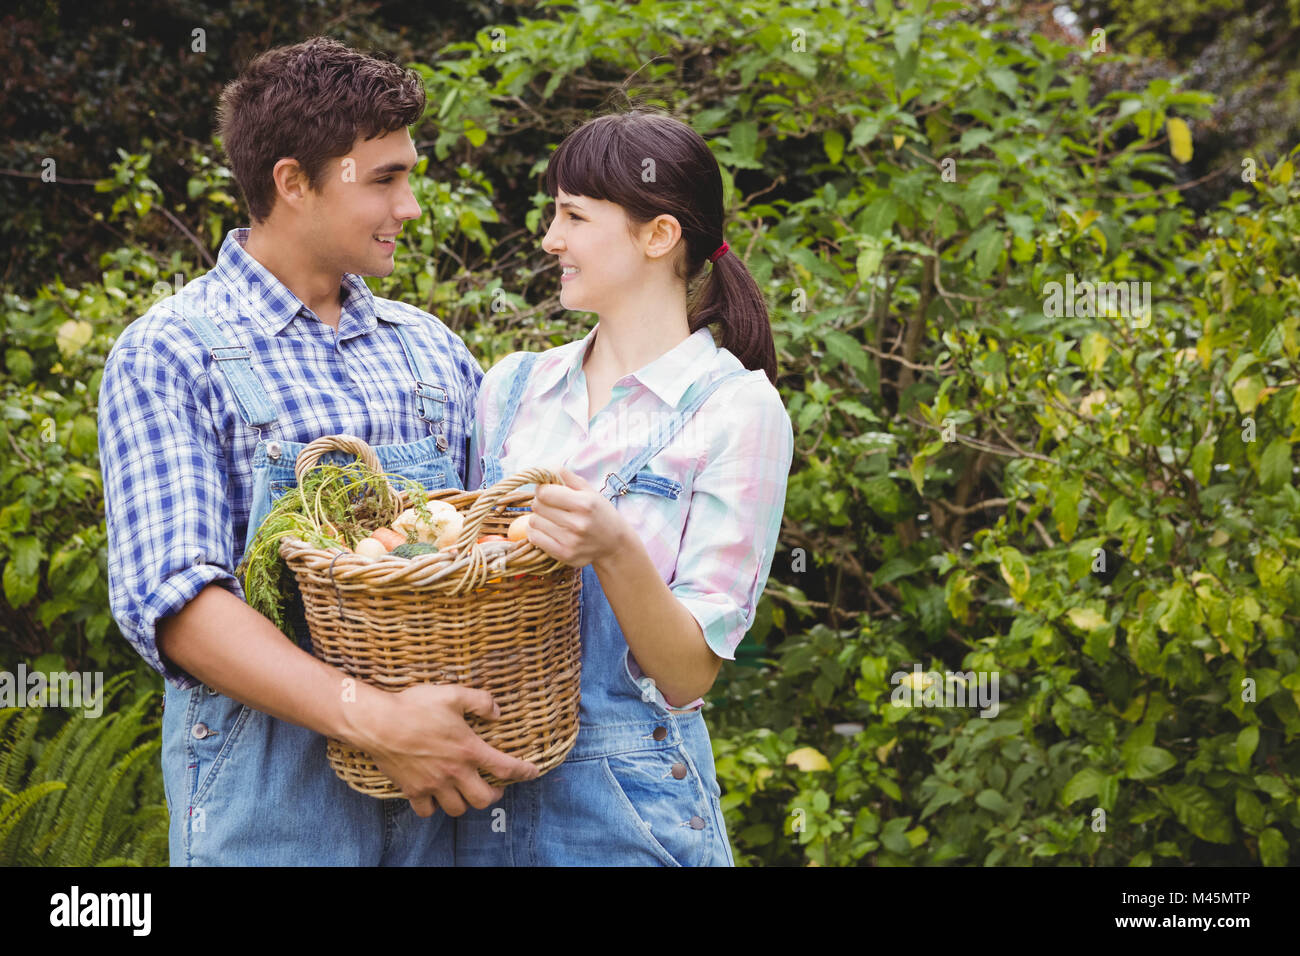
217,36 -> 426,223
542,108 -> 778,384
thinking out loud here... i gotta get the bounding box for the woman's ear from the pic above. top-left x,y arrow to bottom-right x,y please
643,213 -> 683,261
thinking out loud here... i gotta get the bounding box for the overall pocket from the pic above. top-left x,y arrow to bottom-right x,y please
188,689 -> 258,810
602,746 -> 714,868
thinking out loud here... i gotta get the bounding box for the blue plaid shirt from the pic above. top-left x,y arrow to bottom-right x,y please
99,228 -> 483,689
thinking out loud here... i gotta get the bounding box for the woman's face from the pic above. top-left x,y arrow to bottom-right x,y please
541,188 -> 667,315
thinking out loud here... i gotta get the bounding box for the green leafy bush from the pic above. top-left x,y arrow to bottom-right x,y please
0,674 -> 167,866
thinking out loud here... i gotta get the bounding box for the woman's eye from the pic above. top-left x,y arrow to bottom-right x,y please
376,177 -> 393,184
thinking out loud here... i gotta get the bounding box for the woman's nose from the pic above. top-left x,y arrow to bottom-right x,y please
541,219 -> 562,254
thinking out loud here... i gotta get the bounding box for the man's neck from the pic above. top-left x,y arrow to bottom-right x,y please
242,224 -> 344,328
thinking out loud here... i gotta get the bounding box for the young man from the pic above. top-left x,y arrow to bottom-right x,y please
98,37 -> 536,866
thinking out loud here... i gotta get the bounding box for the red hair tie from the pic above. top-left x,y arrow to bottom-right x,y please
708,241 -> 729,263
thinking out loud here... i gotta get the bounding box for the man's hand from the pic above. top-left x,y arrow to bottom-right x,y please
344,682 -> 540,817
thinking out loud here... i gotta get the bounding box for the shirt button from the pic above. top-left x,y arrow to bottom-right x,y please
688,816 -> 707,830
671,762 -> 688,780
652,726 -> 667,741
191,722 -> 210,739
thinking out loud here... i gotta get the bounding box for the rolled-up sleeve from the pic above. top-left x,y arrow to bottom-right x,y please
98,342 -> 242,690
669,375 -> 794,660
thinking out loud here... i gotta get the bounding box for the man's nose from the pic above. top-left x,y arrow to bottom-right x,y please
396,182 -> 421,221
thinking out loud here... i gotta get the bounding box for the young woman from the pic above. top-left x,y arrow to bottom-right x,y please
458,108 -> 794,866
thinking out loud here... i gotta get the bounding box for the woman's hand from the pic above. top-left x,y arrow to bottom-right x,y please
527,468 -> 631,568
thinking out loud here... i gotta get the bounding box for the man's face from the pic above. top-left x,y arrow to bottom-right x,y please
299,127 -> 422,278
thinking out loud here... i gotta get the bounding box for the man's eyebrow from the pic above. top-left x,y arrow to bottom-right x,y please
366,160 -> 415,176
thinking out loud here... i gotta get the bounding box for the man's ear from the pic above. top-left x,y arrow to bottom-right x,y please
269,157 -> 311,216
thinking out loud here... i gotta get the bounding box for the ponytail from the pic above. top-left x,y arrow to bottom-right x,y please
688,247 -> 778,385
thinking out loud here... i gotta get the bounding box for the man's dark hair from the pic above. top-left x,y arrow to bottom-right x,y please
217,36 -> 426,222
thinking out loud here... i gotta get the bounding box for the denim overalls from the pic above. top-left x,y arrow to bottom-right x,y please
454,352 -> 743,866
159,300 -> 462,866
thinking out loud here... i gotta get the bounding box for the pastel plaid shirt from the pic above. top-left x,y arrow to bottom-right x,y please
467,324 -> 794,671
99,228 -> 482,689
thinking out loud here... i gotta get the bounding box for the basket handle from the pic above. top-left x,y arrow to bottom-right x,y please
295,434 -> 383,484
452,467 -> 562,552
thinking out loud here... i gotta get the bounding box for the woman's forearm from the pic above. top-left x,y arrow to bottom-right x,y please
591,524 -> 722,707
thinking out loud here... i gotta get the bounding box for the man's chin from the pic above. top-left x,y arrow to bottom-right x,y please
350,256 -> 397,279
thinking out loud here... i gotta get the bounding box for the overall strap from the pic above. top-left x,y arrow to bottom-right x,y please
600,368 -> 750,500
391,322 -> 447,444
173,291 -> 279,429
488,351 -> 539,459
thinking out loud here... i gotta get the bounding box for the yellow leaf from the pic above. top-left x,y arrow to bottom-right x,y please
56,320 -> 93,358
754,767 -> 775,790
785,747 -> 832,772
1067,607 -> 1107,631
1167,117 -> 1193,164
875,737 -> 899,763
893,133 -> 905,150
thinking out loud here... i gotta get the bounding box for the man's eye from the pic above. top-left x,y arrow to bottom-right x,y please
376,177 -> 393,184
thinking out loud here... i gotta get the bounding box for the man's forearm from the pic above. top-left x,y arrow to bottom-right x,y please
156,583 -> 385,751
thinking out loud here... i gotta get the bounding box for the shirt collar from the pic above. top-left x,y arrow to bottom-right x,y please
210,228 -> 414,336
533,323 -> 719,410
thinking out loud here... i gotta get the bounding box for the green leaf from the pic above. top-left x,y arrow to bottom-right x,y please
1062,767 -> 1104,805
893,17 -> 923,57
1053,476 -> 1083,541
1126,746 -> 1176,781
880,816 -> 913,853
3,536 -> 44,607
860,196 -> 898,238
1235,788 -> 1266,829
823,330 -> 871,377
1257,437 -> 1291,493
1236,726 -> 1259,769
1231,375 -> 1265,414
5,349 -> 34,383
823,129 -> 845,165
1191,437 -> 1215,486
863,476 -> 902,518
998,547 -> 1030,602
975,789 -> 1011,815
1162,784 -> 1232,844
1258,827 -> 1288,866
856,239 -> 885,281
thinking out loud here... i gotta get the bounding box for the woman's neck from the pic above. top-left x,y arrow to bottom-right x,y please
583,310 -> 692,380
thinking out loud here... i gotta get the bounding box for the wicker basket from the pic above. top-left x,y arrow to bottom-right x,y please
277,434 -> 582,798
